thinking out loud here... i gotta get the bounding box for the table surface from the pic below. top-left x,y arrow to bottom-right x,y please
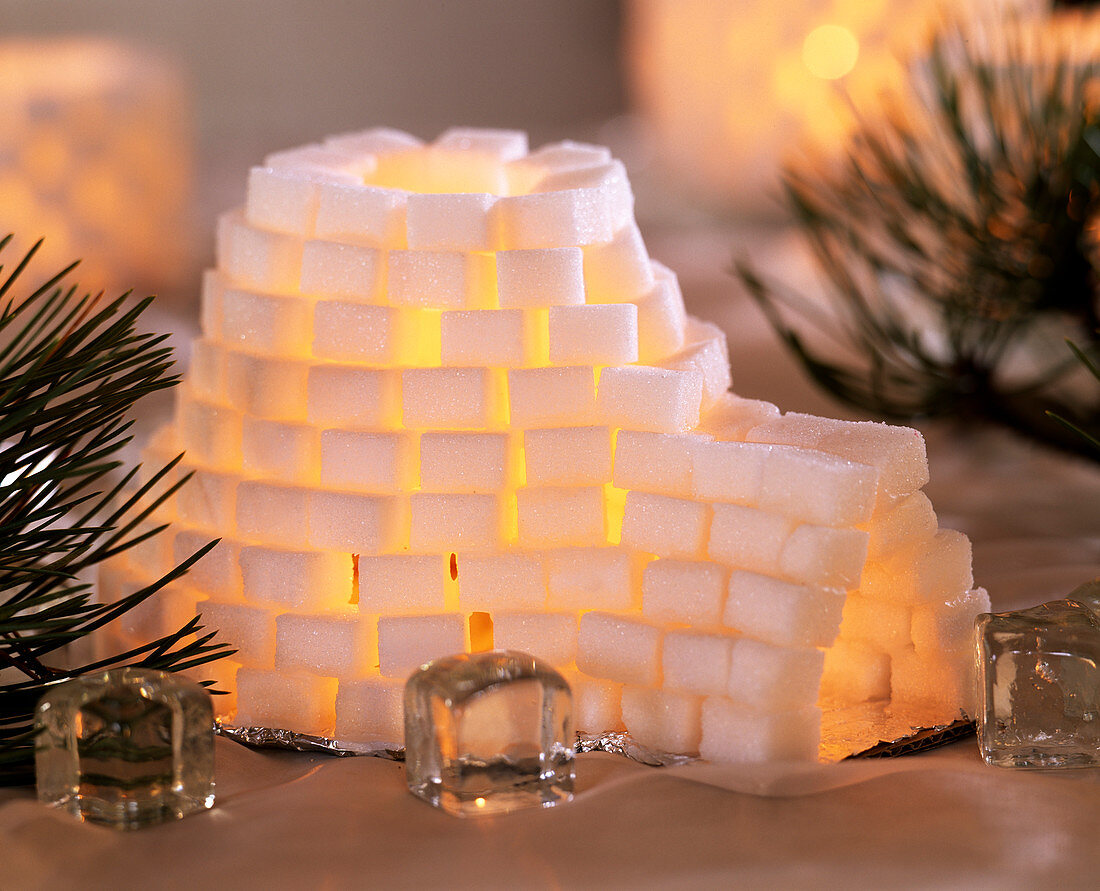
3,223 -> 1100,890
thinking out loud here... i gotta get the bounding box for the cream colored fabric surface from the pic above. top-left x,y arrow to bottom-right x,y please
3,225 -> 1100,888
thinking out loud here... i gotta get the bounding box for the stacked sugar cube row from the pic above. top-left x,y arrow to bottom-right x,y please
99,127 -> 982,762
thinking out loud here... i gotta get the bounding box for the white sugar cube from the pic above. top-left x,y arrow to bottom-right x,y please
726,639 -> 825,711
388,249 -> 495,310
173,532 -> 242,598
308,491 -> 406,554
760,447 -> 879,527
577,612 -> 663,687
185,658 -> 240,720
377,613 -> 467,678
691,440 -> 771,504
863,491 -> 938,561
457,552 -> 546,610
496,188 -> 614,250
891,645 -> 977,718
495,247 -> 585,308
536,161 -> 634,231
420,431 -> 514,493
235,481 -> 309,547
700,700 -> 821,763
861,529 -> 973,605
839,593 -> 912,652
548,303 -> 638,365
748,413 -> 929,505
613,431 -> 706,498
314,182 -> 408,248
225,352 -> 309,421
200,269 -> 225,338
374,145 -> 506,194
620,491 -> 710,560
663,630 -> 737,696
546,546 -> 635,611
299,240 -> 385,303
325,126 -> 422,155
221,287 -> 312,356
335,675 -> 406,745
402,367 -> 502,429
635,263 -> 688,363
524,426 -> 611,487
516,485 -> 605,547
242,418 -> 319,483
263,144 -> 374,179
216,212 -> 303,294
492,611 -> 578,665
441,309 -> 540,366
117,581 -> 199,643
177,468 -> 238,531
582,223 -> 654,303
505,141 -> 612,194
910,587 -> 990,656
508,366 -> 596,428
188,339 -> 227,402
406,192 -> 498,251
276,612 -> 375,678
724,572 -> 845,649
245,165 -> 356,236
319,430 -> 416,492
128,520 -> 173,576
568,671 -> 624,732
178,396 -> 242,467
707,503 -> 791,575
597,366 -> 703,434
313,302 -> 411,364
235,668 -> 338,735
307,366 -> 401,428
643,558 -> 727,625
658,318 -> 731,409
199,601 -> 276,667
780,524 -> 869,590
698,393 -> 780,442
436,127 -> 528,161
621,686 -> 703,754
239,546 -> 353,611
820,638 -> 890,703
409,493 -> 502,553
358,554 -> 448,613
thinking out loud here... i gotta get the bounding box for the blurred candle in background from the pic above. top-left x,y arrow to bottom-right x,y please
0,38 -> 193,297
624,0 -> 996,217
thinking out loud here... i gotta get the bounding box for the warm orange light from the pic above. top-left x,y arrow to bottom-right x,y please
475,797 -> 487,809
802,25 -> 860,80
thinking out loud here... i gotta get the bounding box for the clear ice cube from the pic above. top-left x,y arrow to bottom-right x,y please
35,667 -> 215,828
976,600 -> 1100,768
404,650 -> 574,817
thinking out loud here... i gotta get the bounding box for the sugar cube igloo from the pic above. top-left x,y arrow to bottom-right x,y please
103,127 -> 979,764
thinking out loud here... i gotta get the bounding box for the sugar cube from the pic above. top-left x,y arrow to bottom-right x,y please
780,524 -> 869,590
861,529 -> 973,605
496,183 -> 615,249
642,558 -> 726,625
245,165 -> 355,236
116,580 -> 199,642
236,482 -> 309,548
582,223 -> 654,303
663,630 -> 737,696
911,587 -> 990,655
402,367 -> 502,429
335,675 -> 407,745
820,638 -> 891,703
177,396 -> 242,468
319,430 -> 416,492
505,141 -> 612,194
516,486 -> 605,548
200,269 -> 225,338
495,247 -> 585,308
239,545 -> 353,611
726,638 -> 825,710
568,670 -> 624,732
221,287 -> 312,356
492,611 -> 578,665
707,503 -> 792,575
548,303 -> 638,366
698,393 -> 780,442
524,426 -> 611,487
308,490 -> 407,554
891,645 -> 976,718
358,554 -> 448,613
188,340 -> 226,405
377,613 -> 467,678
597,365 -> 703,434
173,532 -> 242,599
275,612 -> 376,678
409,493 -> 502,553
759,447 -> 878,527
216,211 -> 303,294
314,181 -> 409,248
299,239 -> 385,303
577,612 -> 662,686
313,302 -> 409,364
724,571 -> 845,649
441,309 -> 541,366
307,365 -> 401,428
635,264 -> 688,363
546,546 -> 635,611
691,440 -> 771,504
388,249 -> 495,310
436,127 -> 528,161
659,318 -> 731,409
508,366 -> 596,427
621,686 -> 703,754
185,657 -> 240,720
457,552 -> 546,610
406,192 -> 497,251
324,126 -> 422,155
199,601 -> 276,667
263,144 -> 374,179
241,418 -> 319,482
863,491 -> 938,561
612,430 -> 705,498
620,491 -> 710,560
234,668 -> 338,735
700,700 -> 821,763
838,593 -> 912,653
536,161 -> 634,231
420,431 -> 514,493
225,352 -> 309,421
176,468 -> 238,532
